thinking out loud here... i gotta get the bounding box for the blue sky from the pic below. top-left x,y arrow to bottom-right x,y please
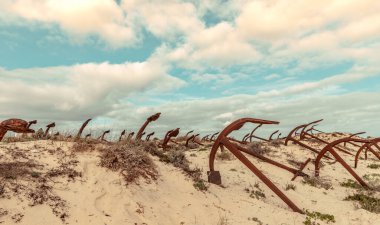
0,0 -> 379,138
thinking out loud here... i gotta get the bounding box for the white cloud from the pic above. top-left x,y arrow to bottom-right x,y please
265,74 -> 281,80
153,22 -> 261,70
191,73 -> 234,86
107,91 -> 380,138
0,60 -> 185,121
121,0 -> 204,39
1,0 -> 139,48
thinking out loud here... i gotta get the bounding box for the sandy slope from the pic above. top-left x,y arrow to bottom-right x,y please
1,136 -> 380,225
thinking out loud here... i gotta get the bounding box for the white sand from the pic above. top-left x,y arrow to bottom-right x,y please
1,135 -> 380,225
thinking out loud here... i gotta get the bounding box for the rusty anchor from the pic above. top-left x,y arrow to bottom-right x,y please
185,134 -> 203,147
0,119 -> 35,141
146,132 -> 155,141
98,130 -> 110,142
315,137 -> 380,188
185,130 -> 194,137
208,118 -> 305,213
162,128 -> 180,150
354,139 -> 380,168
299,120 -> 354,156
344,132 -> 366,148
210,132 -> 219,141
136,112 -> 161,140
85,133 -> 91,140
27,120 -> 37,129
44,122 -> 56,137
285,120 -> 333,160
76,119 -> 91,140
119,130 -> 126,142
127,132 -> 135,141
201,135 -> 210,142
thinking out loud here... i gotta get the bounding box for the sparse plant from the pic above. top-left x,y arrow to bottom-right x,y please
268,139 -> 282,147
285,183 -> 296,191
246,183 -> 266,200
303,209 -> 335,225
193,179 -> 207,191
217,151 -> 233,161
30,171 -> 41,178
217,215 -> 229,225
340,179 -> 363,190
71,140 -> 97,152
368,164 -> 380,169
302,176 -> 332,190
99,144 -> 158,185
344,193 -> 380,213
144,143 -> 208,191
247,142 -> 271,155
249,217 -> 263,225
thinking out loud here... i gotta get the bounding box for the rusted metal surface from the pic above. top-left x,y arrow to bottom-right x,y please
247,124 -> 278,142
162,128 -> 180,150
136,112 -> 161,140
185,130 -> 194,137
269,130 -> 279,141
186,134 -> 203,147
315,137 -> 380,188
354,139 -> 380,168
192,134 -> 203,145
242,133 -> 250,142
201,135 -> 209,142
299,121 -> 354,156
44,122 -> 56,137
207,171 -> 221,185
27,120 -> 37,129
249,124 -> 262,142
210,132 -> 219,141
146,132 -> 155,141
76,119 -> 91,140
98,130 -> 110,141
285,120 -> 332,160
0,119 -> 35,141
344,132 -> 366,148
127,132 -> 135,141
119,130 -> 126,142
186,135 -> 195,147
234,143 -> 310,180
208,118 -> 303,213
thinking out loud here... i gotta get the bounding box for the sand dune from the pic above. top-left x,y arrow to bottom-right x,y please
1,134 -> 380,225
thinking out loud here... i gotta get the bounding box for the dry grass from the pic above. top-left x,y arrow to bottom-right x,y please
99,143 -> 158,185
246,142 -> 271,155
268,139 -> 282,147
143,142 -> 207,191
0,144 -> 83,222
217,151 -> 233,161
71,140 -> 98,152
0,161 -> 42,180
302,176 -> 332,190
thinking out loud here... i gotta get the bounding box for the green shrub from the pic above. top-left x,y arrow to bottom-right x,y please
303,209 -> 335,225
344,193 -> 380,213
368,164 -> 380,169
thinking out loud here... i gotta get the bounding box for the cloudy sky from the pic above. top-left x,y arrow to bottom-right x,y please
1,0 -> 379,138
